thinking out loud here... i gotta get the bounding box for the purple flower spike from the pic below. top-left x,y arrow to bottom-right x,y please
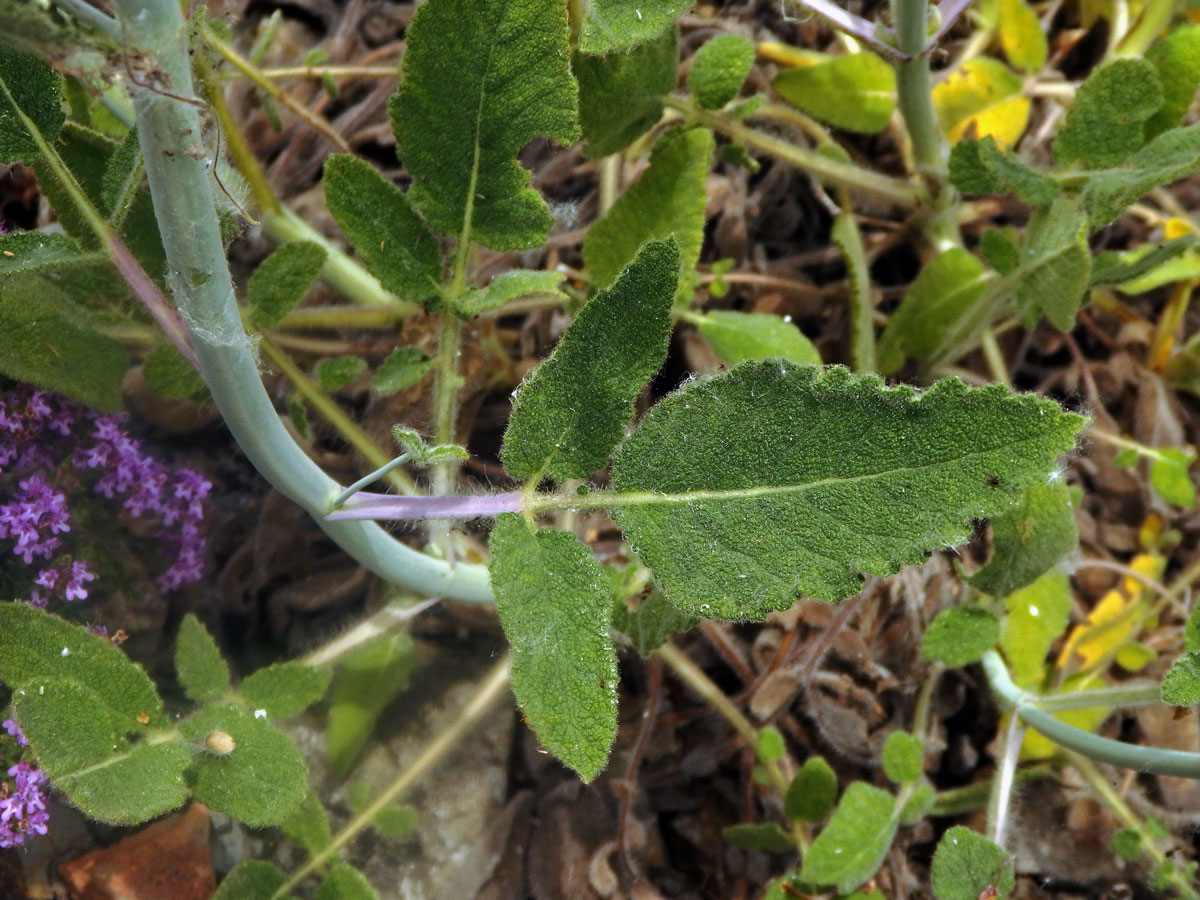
0,760 -> 49,848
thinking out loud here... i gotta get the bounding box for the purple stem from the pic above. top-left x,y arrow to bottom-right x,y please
326,490 -> 524,522
107,232 -> 200,369
931,0 -> 974,47
790,0 -> 909,60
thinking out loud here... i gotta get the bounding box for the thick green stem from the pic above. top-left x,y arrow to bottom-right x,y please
111,0 -> 491,603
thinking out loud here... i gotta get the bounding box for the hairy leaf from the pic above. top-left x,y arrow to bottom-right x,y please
372,347 -> 433,395
457,269 -> 566,317
799,781 -> 898,893
922,606 -> 1000,665
1091,235 -> 1200,287
316,863 -> 380,900
144,344 -> 208,401
100,129 -> 143,224
576,27 -> 678,157
583,128 -> 712,292
1082,124 -> 1200,226
242,662 -> 332,718
773,52 -> 896,134
0,50 -> 64,163
610,363 -> 1082,619
1145,25 -> 1200,139
1162,651 -> 1200,706
881,731 -> 923,783
327,632 -> 415,777
1013,198 -> 1090,330
932,57 -> 1029,147
948,136 -> 1059,205
580,0 -> 691,54
981,228 -> 1020,275
248,241 -> 327,329
722,822 -> 794,852
389,0 -> 579,250
489,515 -> 619,781
997,0 -> 1047,71
322,154 -> 441,304
181,703 -> 309,826
1149,447 -> 1197,508
0,231 -> 104,278
1054,60 -> 1162,168
689,34 -> 755,110
281,790 -> 332,852
932,826 -> 1014,900
502,239 -> 679,482
694,310 -> 820,367
785,755 -> 838,822
611,587 -> 698,656
0,603 -> 163,728
878,248 -> 988,374
316,355 -> 367,390
212,861 -> 290,900
175,614 -> 232,704
970,481 -> 1077,598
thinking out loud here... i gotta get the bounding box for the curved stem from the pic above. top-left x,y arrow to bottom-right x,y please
111,0 -> 491,604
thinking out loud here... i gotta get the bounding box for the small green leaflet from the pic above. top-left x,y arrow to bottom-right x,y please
100,129 -> 143,224
721,822 -> 795,852
327,632 -> 415,777
1013,198 -> 1090,331
212,861 -> 292,900
1162,651 -> 1200,706
932,827 -> 1014,900
1082,123 -> 1200,226
388,0 -> 579,250
689,34 -> 755,110
970,480 -> 1077,598
1149,447 -> 1197,508
580,0 -> 691,54
878,248 -> 988,374
757,726 -> 785,763
583,128 -> 713,292
316,863 -> 380,900
372,347 -> 433,395
799,781 -> 898,893
316,355 -> 367,390
457,269 -> 566,317
1112,827 -> 1143,862
981,228 -> 1020,275
144,344 -> 208,401
488,515 -> 618,781
692,310 -> 820,367
175,613 -> 232,704
281,790 -> 333,852
0,50 -> 64,163
576,26 -> 678,157
611,587 -> 698,656
1054,59 -> 1162,169
881,731 -> 923,783
241,661 -> 332,718
248,241 -> 327,329
785,755 -> 838,822
773,52 -> 896,135
609,363 -> 1082,620
948,137 -> 1059,205
322,154 -> 441,305
922,606 -> 1000,666
1145,25 -> 1200,140
502,239 -> 679,482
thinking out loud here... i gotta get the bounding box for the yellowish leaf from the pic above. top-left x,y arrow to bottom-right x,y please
998,0 -> 1048,72
1165,216 -> 1194,240
932,58 -> 1030,147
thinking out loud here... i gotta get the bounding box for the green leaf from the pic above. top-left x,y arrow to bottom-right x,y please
457,269 -> 567,316
1149,447 -> 1197,508
948,137 -> 1060,205
1082,123 -> 1200,225
372,804 -> 419,838
922,606 -> 1000,666
773,52 -> 896,134
1112,827 -> 1143,861
1115,641 -> 1156,672
611,587 -> 698,655
175,614 -> 232,705
881,731 -> 923,783
0,274 -> 127,411
1185,603 -> 1200,652
213,861 -> 291,900
100,129 -> 143,224
576,27 -> 678,157
970,481 -> 1077,598
389,0 -> 580,250
878,248 -> 988,374
785,755 -> 838,822
391,426 -> 469,465
1162,650 -> 1200,706
144,344 -> 209,401
241,662 -> 332,718
280,790 -> 332,852
1013,198 -> 1091,331
0,50 -> 64,163
999,569 -> 1072,685
899,781 -> 936,824
981,228 -> 1020,275
757,726 -> 786,764
248,241 -> 327,329
931,826 -> 1015,900
488,514 -> 618,781
580,0 -> 690,54
0,231 -> 104,278
1090,235 -> 1200,287
0,603 -> 164,727
316,863 -> 380,900
316,355 -> 368,390
694,310 -> 820,367
322,154 -> 441,304
689,34 -> 755,110
371,347 -> 433,395
932,57 -> 1028,147
13,677 -> 189,824
610,364 -> 1083,620
327,632 -> 415,777
799,781 -> 898,893
721,822 -> 795,853
583,127 -> 712,292
997,0 -> 1047,72
180,704 -> 309,826
1054,59 -> 1162,168
501,239 -> 679,482
1145,25 -> 1200,139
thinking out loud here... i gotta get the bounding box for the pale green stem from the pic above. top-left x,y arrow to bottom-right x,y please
331,454 -> 411,509
1089,427 -> 1176,465
271,655 -> 513,897
979,328 -> 1010,387
300,597 -> 440,667
111,0 -> 491,603
986,712 -> 1026,849
1112,0 -> 1174,59
599,154 -> 621,214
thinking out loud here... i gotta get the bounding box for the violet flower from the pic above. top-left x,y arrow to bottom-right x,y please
0,760 -> 49,848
